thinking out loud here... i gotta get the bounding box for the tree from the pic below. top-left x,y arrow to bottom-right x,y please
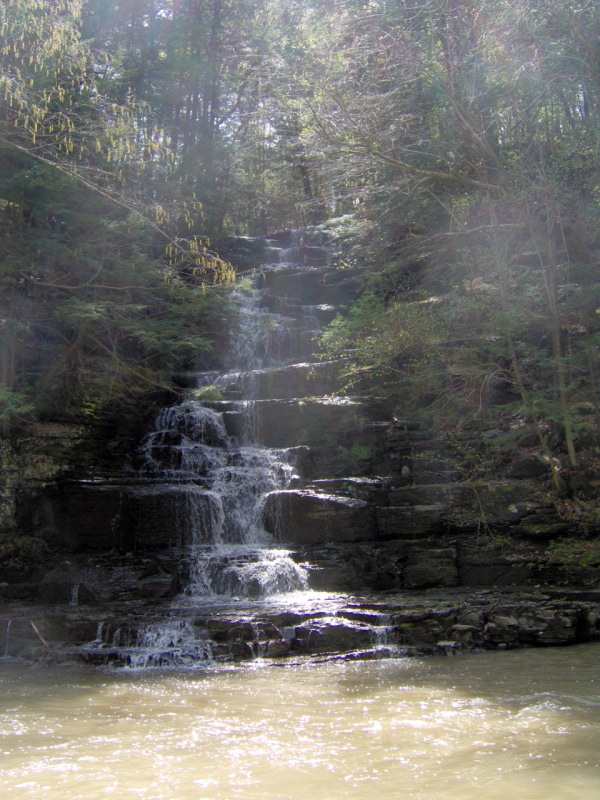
0,0 -> 233,432
308,0 -> 600,489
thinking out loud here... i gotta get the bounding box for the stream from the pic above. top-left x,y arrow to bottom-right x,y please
1,644 -> 599,799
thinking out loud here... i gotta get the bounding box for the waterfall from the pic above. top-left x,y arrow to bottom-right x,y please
136,239 -> 311,599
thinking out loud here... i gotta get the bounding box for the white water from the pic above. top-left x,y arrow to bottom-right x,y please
184,545 -> 308,600
135,244 -> 311,610
1,644 -> 599,799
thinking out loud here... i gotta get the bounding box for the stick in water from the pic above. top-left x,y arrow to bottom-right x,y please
30,622 -> 50,649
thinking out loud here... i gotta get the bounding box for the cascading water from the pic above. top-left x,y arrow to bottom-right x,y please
80,232 -> 350,669
136,237 -> 313,607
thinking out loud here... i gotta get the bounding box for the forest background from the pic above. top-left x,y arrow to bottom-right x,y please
1,0 -> 599,496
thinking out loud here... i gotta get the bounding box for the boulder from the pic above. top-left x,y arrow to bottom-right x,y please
266,640 -> 291,657
508,455 -> 551,479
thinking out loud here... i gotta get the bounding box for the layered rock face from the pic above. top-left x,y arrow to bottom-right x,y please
1,228 -> 599,667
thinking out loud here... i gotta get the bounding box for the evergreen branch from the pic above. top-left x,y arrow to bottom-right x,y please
0,136 -> 232,295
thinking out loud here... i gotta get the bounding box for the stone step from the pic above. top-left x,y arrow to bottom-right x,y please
175,360 -> 346,401
388,481 -> 548,526
258,265 -> 357,306
306,477 -> 393,504
3,588 -> 598,665
36,483 -> 222,552
262,479 -> 557,550
260,296 -> 339,326
287,419 -> 439,480
411,456 -> 463,484
205,396 -> 390,449
263,489 -> 375,544
264,489 -> 447,545
375,504 -> 448,539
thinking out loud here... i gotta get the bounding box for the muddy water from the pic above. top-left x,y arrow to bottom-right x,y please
1,645 -> 599,800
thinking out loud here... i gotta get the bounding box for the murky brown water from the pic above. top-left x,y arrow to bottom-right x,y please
1,645 -> 599,799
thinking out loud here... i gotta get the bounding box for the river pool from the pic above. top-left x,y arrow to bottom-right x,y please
1,644 -> 599,799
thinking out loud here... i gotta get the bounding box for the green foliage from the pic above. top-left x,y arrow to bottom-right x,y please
305,0 -> 600,482
189,385 -> 226,402
533,537 -> 600,585
546,538 -> 600,569
0,2 -> 237,433
0,533 -> 48,569
2,0 -> 600,479
0,384 -> 34,424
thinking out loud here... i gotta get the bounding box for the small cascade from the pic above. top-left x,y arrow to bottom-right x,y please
370,616 -> 405,657
184,546 -> 308,600
123,621 -> 213,670
93,621 -> 214,670
137,235 -> 325,554
70,229 -> 412,670
139,401 -> 296,545
140,402 -> 229,478
113,233 -> 320,667
266,228 -> 307,266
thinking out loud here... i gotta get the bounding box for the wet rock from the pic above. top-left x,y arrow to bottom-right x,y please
259,264 -> 355,307
264,489 -> 375,543
456,610 -> 486,627
484,615 -> 521,647
267,640 -> 291,657
508,455 -> 550,479
514,511 -> 573,540
305,563 -> 357,591
534,611 -> 580,645
254,621 -> 284,640
376,505 -> 446,539
307,477 -> 391,505
229,640 -> 254,659
139,577 -> 177,599
587,609 -> 600,633
191,361 -> 345,402
436,640 -> 463,655
36,571 -> 97,604
263,612 -> 307,629
395,620 -> 446,645
31,482 -> 223,552
450,624 -> 482,644
304,618 -> 374,652
226,623 -> 256,642
404,548 -> 459,589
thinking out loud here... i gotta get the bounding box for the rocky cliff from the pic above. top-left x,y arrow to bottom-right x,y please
1,229 -> 599,666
